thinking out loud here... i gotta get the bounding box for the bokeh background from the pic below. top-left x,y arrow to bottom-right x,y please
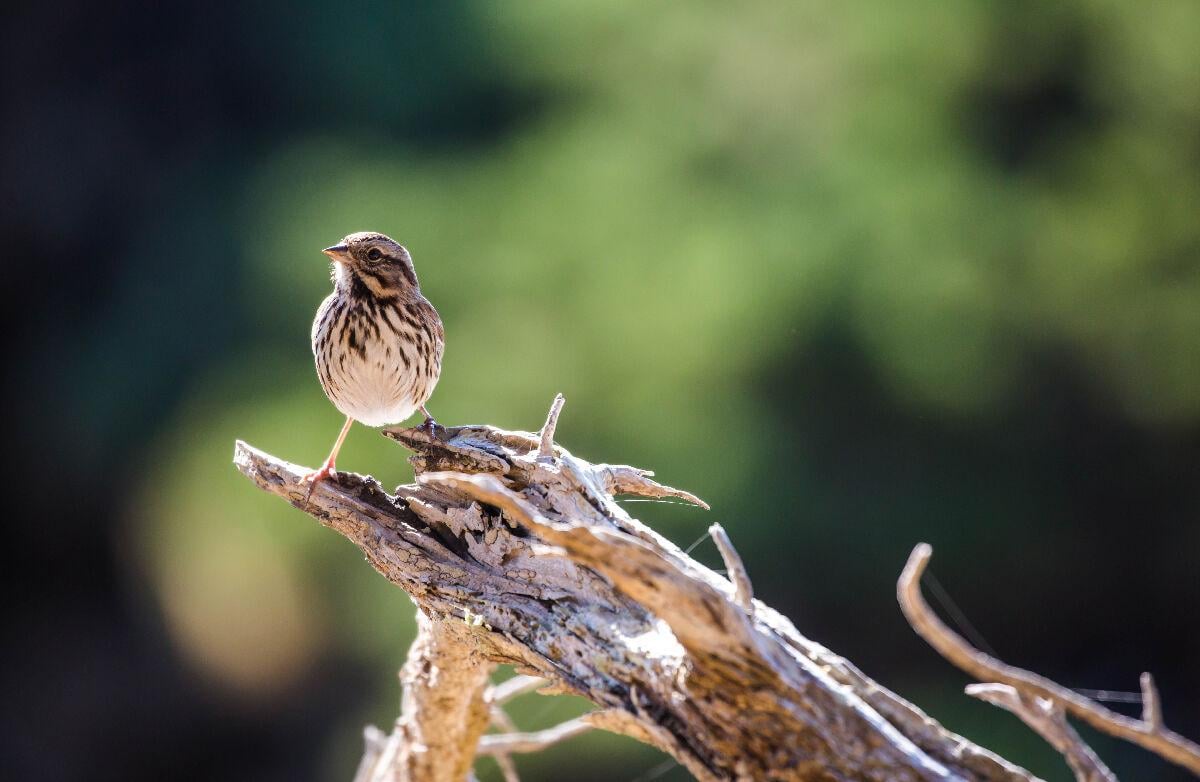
4,1 -> 1199,780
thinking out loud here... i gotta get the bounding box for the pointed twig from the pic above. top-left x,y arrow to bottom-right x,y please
709,524 -> 753,611
1140,672 -> 1162,731
898,543 -> 1200,777
537,394 -> 565,459
598,464 -> 710,510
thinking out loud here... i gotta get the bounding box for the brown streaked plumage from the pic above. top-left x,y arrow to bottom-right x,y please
303,231 -> 444,501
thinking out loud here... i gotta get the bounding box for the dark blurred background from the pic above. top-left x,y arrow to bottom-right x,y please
3,1 -> 1199,780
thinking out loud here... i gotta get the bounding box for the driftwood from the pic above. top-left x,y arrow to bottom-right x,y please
234,397 -> 1199,781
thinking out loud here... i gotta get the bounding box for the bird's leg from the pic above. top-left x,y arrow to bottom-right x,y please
303,415 -> 354,507
420,404 -> 441,438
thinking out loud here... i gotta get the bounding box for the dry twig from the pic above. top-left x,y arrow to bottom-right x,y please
488,675 -> 547,705
477,717 -> 597,756
898,542 -> 1200,779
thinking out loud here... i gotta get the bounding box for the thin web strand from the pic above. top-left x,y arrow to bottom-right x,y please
923,571 -> 1144,705
1070,688 -> 1144,704
923,569 -> 1001,658
630,758 -> 680,782
683,530 -> 713,555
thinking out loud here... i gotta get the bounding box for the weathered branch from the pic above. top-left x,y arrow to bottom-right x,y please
898,542 -> 1200,779
235,399 -> 1042,781
353,612 -> 494,782
965,685 -> 1116,782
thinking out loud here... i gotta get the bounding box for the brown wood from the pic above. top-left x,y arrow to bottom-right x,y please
234,411 -> 1037,782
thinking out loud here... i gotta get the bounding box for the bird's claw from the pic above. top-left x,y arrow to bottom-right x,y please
301,463 -> 336,509
419,406 -> 443,440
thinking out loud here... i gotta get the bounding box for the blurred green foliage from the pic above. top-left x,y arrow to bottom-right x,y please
107,2 -> 1200,780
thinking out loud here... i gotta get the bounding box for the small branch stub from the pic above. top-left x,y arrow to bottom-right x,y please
709,523 -> 753,611
1140,672 -> 1163,732
537,393 -> 565,460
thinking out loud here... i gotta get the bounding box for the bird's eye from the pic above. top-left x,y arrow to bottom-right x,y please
366,248 -> 383,262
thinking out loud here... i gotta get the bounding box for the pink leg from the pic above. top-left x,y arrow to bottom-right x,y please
303,415 -> 354,506
420,404 -> 440,437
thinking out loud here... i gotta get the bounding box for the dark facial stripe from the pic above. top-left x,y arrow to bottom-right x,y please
348,274 -> 371,300
397,260 -> 418,288
360,268 -> 396,296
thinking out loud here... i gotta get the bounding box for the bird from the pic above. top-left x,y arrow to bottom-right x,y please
303,231 -> 445,502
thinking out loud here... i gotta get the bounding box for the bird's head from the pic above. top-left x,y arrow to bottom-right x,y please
323,232 -> 418,297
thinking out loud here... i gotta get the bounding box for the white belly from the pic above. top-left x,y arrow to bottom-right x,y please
324,340 -> 433,426
312,291 -> 443,428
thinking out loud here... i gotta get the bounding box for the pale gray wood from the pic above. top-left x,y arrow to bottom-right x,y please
234,420 -> 1038,782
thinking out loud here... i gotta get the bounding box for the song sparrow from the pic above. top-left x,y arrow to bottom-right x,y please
303,232 -> 444,501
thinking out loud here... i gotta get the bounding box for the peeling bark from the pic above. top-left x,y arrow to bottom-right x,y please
234,420 -> 1036,782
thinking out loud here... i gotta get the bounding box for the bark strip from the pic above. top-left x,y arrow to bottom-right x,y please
234,414 -> 1037,782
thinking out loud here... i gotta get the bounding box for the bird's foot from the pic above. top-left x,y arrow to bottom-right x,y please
301,460 -> 337,509
419,406 -> 443,439
421,416 -> 443,439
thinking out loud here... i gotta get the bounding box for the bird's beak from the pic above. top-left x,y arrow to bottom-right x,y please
322,244 -> 350,263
